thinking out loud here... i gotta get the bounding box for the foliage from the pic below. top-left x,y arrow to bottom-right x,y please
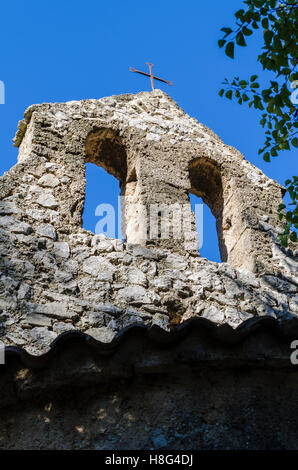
218,0 -> 298,246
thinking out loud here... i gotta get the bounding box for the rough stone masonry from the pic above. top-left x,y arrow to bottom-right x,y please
0,89 -> 297,355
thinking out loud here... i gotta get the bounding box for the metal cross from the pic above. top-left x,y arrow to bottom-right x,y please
130,62 -> 173,91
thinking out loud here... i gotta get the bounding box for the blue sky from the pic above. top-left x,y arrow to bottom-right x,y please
0,0 -> 296,262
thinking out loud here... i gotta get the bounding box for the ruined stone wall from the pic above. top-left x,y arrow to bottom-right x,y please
0,90 -> 297,356
2,369 -> 298,450
1,322 -> 298,450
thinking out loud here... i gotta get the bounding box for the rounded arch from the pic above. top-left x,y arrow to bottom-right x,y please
189,157 -> 227,262
84,127 -> 139,244
85,128 -> 128,186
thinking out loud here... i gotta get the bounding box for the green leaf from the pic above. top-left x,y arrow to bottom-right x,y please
253,0 -> 265,7
292,138 -> 298,148
221,27 -> 232,34
242,26 -> 253,36
290,232 -> 298,243
279,234 -> 288,247
225,90 -> 233,100
236,32 -> 246,47
278,203 -> 286,212
264,30 -> 274,44
250,75 -> 258,82
263,152 -> 270,162
225,42 -> 234,59
218,39 -> 226,48
219,89 -> 224,97
235,9 -> 245,19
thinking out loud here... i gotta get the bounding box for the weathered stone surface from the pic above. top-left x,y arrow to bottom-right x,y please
17,283 -> 31,300
202,304 -> 225,323
151,313 -> 170,331
37,193 -> 58,209
52,322 -> 75,334
0,216 -> 31,234
30,327 -> 57,347
289,296 -> 298,313
25,313 -> 52,327
26,208 -> 46,221
38,174 -> 60,188
122,266 -> 147,287
237,269 -> 259,288
127,245 -> 162,260
153,276 -> 172,291
117,286 -> 152,305
85,327 -> 115,343
26,303 -> 76,319
91,235 -> 114,253
165,253 -> 188,271
0,89 -> 295,355
93,303 -> 123,317
36,223 -> 57,239
0,201 -> 19,215
1,87 -> 298,455
261,275 -> 297,293
82,256 -> 116,281
82,312 -> 106,328
53,241 -> 70,258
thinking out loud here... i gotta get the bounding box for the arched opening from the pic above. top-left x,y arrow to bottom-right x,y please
189,157 -> 226,262
85,128 -> 128,183
83,164 -> 122,237
189,194 -> 221,263
83,128 -> 131,239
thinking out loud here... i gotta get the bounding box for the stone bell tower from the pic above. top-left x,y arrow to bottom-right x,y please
14,90 -> 289,273
0,91 -> 297,450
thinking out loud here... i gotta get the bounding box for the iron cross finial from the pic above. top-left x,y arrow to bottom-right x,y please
130,62 -> 173,91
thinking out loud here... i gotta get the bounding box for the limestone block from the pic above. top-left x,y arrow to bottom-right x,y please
85,327 -> 115,343
0,201 -> 20,215
27,302 -> 76,319
37,193 -> 58,209
202,304 -> 225,323
18,283 -> 31,300
122,266 -> 148,287
82,256 -> 116,281
38,174 -> 60,188
52,322 -> 75,334
151,313 -> 170,331
30,327 -> 57,347
53,241 -> 70,258
165,253 -> 188,271
117,286 -> 152,305
261,275 -> 297,293
25,314 -> 52,327
36,223 -> 57,240
0,216 -> 32,234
